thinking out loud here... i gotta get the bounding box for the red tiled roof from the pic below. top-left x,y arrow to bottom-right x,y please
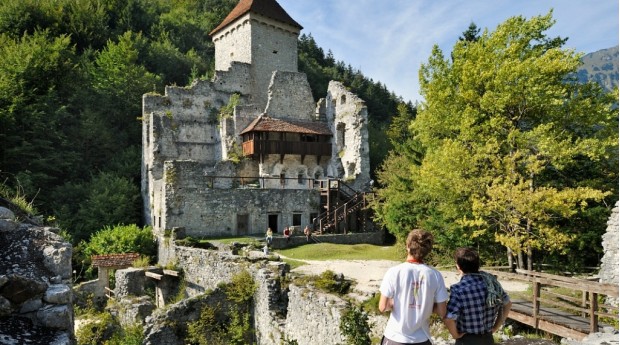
210,0 -> 302,36
91,253 -> 140,268
241,115 -> 332,135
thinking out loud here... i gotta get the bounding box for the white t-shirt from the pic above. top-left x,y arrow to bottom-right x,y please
380,262 -> 449,343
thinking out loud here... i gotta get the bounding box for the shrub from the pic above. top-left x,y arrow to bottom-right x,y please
339,303 -> 372,345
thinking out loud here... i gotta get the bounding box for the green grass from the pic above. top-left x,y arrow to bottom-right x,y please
275,243 -> 404,261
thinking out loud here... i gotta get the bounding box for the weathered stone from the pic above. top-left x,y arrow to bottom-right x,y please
19,297 -> 43,313
116,296 -> 155,326
0,295 -> 12,317
0,206 -> 15,220
115,267 -> 147,298
43,242 -> 72,279
0,219 -> 18,232
44,284 -> 72,304
0,275 -> 7,288
599,201 -> 619,306
37,305 -> 72,330
0,275 -> 47,304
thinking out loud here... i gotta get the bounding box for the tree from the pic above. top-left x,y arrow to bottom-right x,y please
84,224 -> 155,259
374,12 -> 618,269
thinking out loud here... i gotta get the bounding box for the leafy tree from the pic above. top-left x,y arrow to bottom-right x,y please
54,172 -> 141,243
84,224 -> 155,259
459,22 -> 480,42
374,12 -> 618,269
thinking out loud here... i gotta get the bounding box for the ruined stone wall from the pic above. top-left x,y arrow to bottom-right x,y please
161,160 -> 321,237
265,71 -> 315,120
283,284 -> 347,345
141,71 -> 254,226
599,201 -> 619,305
324,81 -> 371,190
0,207 -> 73,344
154,241 -> 352,345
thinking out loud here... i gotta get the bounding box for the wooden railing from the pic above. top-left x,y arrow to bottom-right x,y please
485,268 -> 619,339
242,139 -> 331,156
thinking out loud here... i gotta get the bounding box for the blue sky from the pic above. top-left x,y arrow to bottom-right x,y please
278,0 -> 619,103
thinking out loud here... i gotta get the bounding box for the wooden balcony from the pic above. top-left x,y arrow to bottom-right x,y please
242,139 -> 331,157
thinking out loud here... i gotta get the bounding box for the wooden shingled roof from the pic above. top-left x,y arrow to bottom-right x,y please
91,253 -> 140,268
240,115 -> 332,136
209,0 -> 302,36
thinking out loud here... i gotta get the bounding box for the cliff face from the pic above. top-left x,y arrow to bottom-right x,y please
0,206 -> 74,344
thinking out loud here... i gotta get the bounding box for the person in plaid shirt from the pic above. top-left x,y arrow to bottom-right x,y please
444,248 -> 512,345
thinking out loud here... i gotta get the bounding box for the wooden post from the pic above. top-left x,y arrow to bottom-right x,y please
582,291 -> 588,318
533,280 -> 541,329
590,292 -> 598,333
343,204 -> 348,234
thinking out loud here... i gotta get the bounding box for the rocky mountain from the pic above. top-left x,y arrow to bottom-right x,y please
576,46 -> 619,92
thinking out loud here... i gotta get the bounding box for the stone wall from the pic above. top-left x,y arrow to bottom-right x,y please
151,240 -> 358,344
324,81 -> 371,191
599,201 -> 619,305
0,207 -> 73,344
161,159 -> 321,237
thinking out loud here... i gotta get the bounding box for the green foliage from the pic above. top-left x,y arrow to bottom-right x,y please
106,323 -> 144,345
84,224 -> 155,260
373,12 -> 618,268
225,270 -> 257,304
186,304 -> 227,345
186,272 -> 256,345
75,311 -> 119,345
294,270 -> 351,295
219,93 -> 239,120
54,172 -> 142,243
339,303 -> 372,345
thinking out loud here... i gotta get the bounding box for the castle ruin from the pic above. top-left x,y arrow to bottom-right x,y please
142,0 -> 372,241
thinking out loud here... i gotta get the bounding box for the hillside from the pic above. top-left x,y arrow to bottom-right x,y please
576,46 -> 619,92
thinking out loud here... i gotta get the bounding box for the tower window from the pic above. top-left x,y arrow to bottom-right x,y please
273,50 -> 278,54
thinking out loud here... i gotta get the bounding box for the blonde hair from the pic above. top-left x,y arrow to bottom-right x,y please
406,229 -> 434,261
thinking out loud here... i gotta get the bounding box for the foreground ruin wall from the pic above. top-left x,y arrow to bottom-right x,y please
0,207 -> 73,344
599,201 -> 619,305
146,240 -> 378,344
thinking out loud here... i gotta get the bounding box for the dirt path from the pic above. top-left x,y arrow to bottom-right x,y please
290,259 -> 529,300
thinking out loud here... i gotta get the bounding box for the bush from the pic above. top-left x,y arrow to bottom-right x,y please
340,303 -> 372,345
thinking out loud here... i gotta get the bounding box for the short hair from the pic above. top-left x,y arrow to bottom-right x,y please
454,247 -> 480,273
406,229 -> 434,261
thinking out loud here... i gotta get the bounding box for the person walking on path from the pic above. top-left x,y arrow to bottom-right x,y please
378,229 -> 449,345
443,247 -> 512,345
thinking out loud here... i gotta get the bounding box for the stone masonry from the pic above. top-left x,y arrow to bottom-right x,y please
0,206 -> 73,344
599,201 -> 619,305
141,0 -> 371,242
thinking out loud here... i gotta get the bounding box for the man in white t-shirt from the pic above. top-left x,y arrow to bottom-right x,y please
379,229 -> 449,345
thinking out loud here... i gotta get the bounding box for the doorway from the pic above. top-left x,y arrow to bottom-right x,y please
268,214 -> 279,233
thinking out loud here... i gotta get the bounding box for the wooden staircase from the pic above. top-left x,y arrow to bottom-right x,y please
312,179 -> 375,234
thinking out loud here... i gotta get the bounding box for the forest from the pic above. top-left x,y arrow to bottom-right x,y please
0,0 -> 616,274
0,0 -> 409,274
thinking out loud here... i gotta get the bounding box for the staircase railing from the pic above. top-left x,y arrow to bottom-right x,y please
313,181 -> 373,234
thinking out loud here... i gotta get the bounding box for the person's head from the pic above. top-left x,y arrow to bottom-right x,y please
454,247 -> 480,274
405,229 -> 434,261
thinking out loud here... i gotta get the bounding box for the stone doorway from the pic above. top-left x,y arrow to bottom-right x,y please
268,214 -> 279,233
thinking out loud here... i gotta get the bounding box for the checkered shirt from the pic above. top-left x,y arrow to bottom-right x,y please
446,274 -> 508,334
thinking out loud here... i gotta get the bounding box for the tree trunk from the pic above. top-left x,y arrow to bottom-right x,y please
507,247 -> 515,272
517,250 -> 524,270
527,245 -> 533,271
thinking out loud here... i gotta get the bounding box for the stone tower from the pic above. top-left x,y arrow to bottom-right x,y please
210,0 -> 302,109
142,0 -> 371,240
